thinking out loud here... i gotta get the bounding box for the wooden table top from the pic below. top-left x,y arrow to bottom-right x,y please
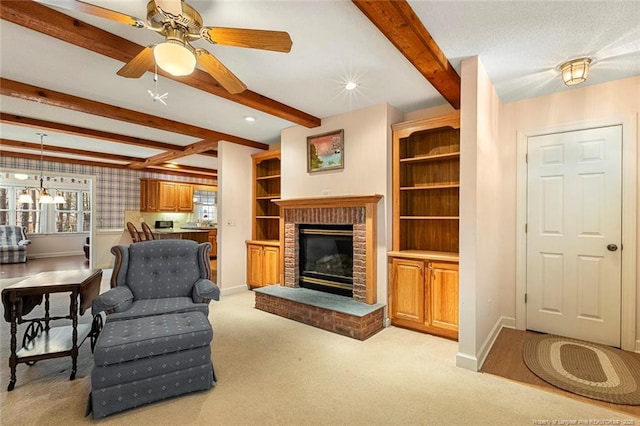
2,269 -> 102,293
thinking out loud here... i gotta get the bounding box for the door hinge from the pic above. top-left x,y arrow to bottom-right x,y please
524,293 -> 528,304
525,223 -> 528,233
525,153 -> 528,163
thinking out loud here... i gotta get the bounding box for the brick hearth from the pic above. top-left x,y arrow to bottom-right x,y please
254,195 -> 384,339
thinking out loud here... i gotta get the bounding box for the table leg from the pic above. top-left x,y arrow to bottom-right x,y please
69,290 -> 79,381
8,300 -> 18,391
44,293 -> 51,332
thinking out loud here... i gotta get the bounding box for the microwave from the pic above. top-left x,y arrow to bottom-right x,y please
154,220 -> 174,229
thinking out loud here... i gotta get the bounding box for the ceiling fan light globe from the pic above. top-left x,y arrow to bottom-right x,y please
154,42 -> 196,76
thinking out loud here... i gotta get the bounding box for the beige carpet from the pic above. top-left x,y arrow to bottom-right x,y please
1,275 -> 638,425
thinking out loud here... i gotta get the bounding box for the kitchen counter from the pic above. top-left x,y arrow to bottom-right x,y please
150,229 -> 210,244
180,226 -> 217,230
153,229 -> 211,234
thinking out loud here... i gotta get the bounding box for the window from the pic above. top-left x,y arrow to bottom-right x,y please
0,185 -> 91,234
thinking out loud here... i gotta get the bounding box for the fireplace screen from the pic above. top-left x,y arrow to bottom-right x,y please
299,224 -> 353,297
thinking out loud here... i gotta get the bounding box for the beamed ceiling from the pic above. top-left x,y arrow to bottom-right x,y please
0,0 -> 637,179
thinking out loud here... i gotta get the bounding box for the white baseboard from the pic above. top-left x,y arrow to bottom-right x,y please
220,285 -> 251,297
456,352 -> 479,371
477,316 -> 516,370
29,251 -> 84,259
456,316 -> 516,372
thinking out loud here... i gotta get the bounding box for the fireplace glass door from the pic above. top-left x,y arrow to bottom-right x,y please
299,224 -> 354,297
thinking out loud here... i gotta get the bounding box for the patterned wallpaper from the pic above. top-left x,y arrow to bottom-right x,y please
1,157 -> 216,229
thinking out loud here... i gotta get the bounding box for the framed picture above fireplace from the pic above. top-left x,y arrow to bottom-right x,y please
307,129 -> 344,173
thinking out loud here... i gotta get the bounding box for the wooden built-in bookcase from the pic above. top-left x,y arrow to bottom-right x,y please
246,150 -> 281,288
389,111 -> 460,340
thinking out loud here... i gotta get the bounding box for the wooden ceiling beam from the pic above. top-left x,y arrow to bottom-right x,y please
0,138 -> 146,163
0,0 -> 321,128
0,78 -> 265,150
128,139 -> 219,169
0,150 -> 217,180
352,0 -> 461,109
149,165 -> 218,176
1,113 -> 189,153
1,113 -> 219,158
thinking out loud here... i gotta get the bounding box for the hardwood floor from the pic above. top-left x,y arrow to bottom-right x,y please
1,255 -> 89,279
481,327 -> 640,417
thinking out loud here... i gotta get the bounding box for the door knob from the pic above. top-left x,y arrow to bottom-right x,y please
607,244 -> 618,252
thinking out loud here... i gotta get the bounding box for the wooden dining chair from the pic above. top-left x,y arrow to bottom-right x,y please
126,222 -> 143,243
141,222 -> 155,241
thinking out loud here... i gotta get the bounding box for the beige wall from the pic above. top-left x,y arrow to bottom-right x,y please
218,141 -> 262,295
457,56 -> 508,370
500,76 -> 640,351
280,103 -> 401,308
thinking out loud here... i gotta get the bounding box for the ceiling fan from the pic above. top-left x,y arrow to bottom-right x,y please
39,0 -> 293,94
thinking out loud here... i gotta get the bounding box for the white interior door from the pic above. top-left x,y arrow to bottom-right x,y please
526,126 -> 622,347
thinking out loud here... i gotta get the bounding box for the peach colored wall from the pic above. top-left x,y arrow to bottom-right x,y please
457,57 -> 506,370
280,103 -> 402,309
501,76 -> 640,349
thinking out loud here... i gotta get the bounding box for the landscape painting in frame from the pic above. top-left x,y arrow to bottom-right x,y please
307,129 -> 344,173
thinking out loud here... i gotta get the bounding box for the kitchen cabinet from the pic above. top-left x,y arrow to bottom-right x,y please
246,241 -> 279,288
389,253 -> 459,340
208,229 -> 217,258
140,179 -> 193,212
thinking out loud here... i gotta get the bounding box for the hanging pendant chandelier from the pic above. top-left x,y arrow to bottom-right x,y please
18,133 -> 65,204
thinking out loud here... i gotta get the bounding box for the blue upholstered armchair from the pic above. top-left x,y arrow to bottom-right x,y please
0,225 -> 31,264
92,239 -> 220,320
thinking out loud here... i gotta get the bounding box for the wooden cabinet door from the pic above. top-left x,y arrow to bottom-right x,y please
147,180 -> 159,211
140,179 -> 148,212
158,181 -> 177,211
177,183 -> 193,212
210,231 -> 217,258
246,244 -> 263,287
390,258 -> 425,325
429,262 -> 459,332
262,246 -> 279,286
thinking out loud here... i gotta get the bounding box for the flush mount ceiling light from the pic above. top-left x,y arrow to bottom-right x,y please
559,57 -> 592,86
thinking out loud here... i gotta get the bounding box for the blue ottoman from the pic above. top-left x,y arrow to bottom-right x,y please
89,311 -> 215,418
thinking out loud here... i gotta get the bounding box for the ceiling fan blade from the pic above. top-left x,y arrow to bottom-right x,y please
196,49 -> 247,94
35,0 -> 146,27
202,27 -> 292,53
154,0 -> 182,18
117,46 -> 155,78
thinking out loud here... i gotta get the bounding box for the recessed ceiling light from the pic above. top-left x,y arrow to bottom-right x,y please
345,81 -> 358,91
244,116 -> 256,122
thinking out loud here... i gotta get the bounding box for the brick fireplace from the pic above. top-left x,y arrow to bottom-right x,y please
254,194 -> 384,340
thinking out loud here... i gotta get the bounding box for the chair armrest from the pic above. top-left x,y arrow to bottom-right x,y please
18,239 -> 31,246
192,279 -> 220,303
91,286 -> 134,315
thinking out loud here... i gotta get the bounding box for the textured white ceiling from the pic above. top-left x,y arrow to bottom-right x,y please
1,0 -> 638,172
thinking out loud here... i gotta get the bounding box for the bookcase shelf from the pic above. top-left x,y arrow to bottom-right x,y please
248,151 -> 281,289
389,111 -> 460,340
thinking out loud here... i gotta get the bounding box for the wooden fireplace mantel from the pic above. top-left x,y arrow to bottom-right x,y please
274,194 -> 383,209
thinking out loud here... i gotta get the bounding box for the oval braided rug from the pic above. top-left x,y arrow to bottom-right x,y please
523,334 -> 640,405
